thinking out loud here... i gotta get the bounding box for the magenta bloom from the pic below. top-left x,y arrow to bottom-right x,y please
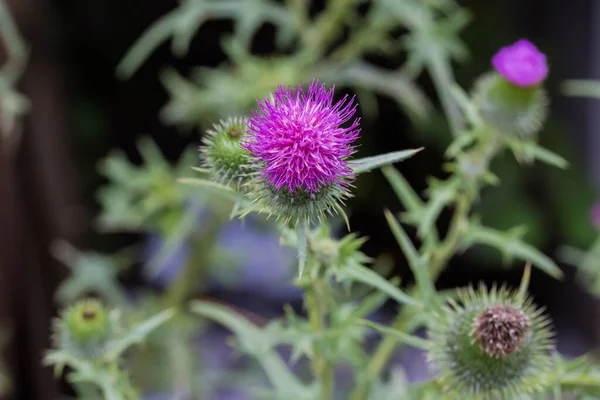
244,79 -> 360,193
492,39 -> 548,87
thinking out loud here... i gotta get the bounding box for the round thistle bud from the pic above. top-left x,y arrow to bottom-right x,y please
200,117 -> 252,190
243,79 -> 360,225
473,72 -> 548,140
427,284 -> 554,399
54,299 -> 113,359
474,39 -> 549,140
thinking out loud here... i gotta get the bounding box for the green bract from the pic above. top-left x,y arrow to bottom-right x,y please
473,72 -> 548,140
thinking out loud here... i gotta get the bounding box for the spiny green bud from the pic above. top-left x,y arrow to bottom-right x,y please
54,299 -> 113,359
427,284 -> 554,399
473,72 -> 548,140
200,117 -> 252,190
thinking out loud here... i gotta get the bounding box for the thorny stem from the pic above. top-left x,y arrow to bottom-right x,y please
306,277 -> 334,400
427,50 -> 465,137
351,193 -> 473,400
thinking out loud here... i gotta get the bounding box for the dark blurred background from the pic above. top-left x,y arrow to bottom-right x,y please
1,0 -> 600,399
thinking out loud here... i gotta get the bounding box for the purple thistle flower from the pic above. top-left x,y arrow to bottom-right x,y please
243,79 -> 360,193
492,39 -> 548,87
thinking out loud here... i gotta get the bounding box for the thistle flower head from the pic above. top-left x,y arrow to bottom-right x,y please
427,284 -> 554,399
200,116 -> 252,190
492,39 -> 548,87
242,79 -> 360,224
243,79 -> 360,194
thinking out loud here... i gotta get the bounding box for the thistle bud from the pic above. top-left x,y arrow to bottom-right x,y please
200,117 -> 253,191
474,39 -> 549,140
54,299 -> 113,359
427,284 -> 554,399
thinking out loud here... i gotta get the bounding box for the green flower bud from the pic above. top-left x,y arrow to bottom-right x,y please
54,299 -> 113,359
427,284 -> 554,399
473,72 -> 548,140
200,117 -> 253,190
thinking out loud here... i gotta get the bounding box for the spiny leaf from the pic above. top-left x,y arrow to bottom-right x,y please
359,319 -> 431,350
341,263 -> 420,308
190,300 -> 312,398
384,209 -> 437,308
349,148 -> 423,175
106,308 -> 176,359
463,223 -> 563,279
178,178 -> 238,201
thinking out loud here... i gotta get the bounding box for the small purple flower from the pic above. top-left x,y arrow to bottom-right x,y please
243,79 -> 360,193
492,39 -> 548,87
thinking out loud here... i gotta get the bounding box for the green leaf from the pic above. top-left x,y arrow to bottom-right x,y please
384,209 -> 437,308
381,165 -> 424,213
341,262 -> 420,307
191,300 -> 313,399
178,178 -> 238,201
358,319 -> 431,350
106,308 -> 176,359
464,224 -> 563,279
520,142 -> 569,169
561,79 -> 600,98
349,148 -> 423,175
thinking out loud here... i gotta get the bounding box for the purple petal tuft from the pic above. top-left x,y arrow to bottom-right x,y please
243,79 -> 360,193
492,39 -> 548,87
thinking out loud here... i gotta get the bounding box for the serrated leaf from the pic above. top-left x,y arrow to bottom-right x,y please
178,178 -> 238,201
520,142 -> 569,169
341,262 -> 420,308
191,300 -> 312,398
464,224 -> 563,279
381,166 -> 424,213
350,149 -> 423,175
106,308 -> 176,359
358,319 -> 431,349
384,209 -> 437,308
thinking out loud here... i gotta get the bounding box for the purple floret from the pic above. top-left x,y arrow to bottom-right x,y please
243,79 -> 360,193
492,39 -> 548,87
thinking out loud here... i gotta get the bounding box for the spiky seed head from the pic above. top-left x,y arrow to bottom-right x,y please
427,284 -> 554,400
53,298 -> 113,359
242,79 -> 360,225
471,304 -> 530,358
200,116 -> 253,191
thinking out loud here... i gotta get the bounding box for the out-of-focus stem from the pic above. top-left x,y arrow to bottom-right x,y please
427,50 -> 465,137
306,278 -> 333,400
351,192 -> 472,400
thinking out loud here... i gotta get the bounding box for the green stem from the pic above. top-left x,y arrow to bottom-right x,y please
306,278 -> 333,400
163,214 -> 222,308
351,192 -> 473,400
427,50 -> 464,137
